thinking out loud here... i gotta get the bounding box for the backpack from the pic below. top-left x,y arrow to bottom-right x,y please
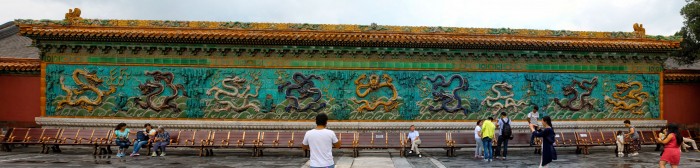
136,130 -> 149,141
501,118 -> 512,139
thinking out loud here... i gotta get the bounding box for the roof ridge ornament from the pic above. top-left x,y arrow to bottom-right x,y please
633,23 -> 645,38
64,8 -> 82,25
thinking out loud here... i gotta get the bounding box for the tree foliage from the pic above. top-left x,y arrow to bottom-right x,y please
675,0 -> 700,65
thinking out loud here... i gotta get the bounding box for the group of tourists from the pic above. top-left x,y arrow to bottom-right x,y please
302,106 -> 558,168
112,123 -> 171,158
103,108 -> 696,168
471,106 -> 556,167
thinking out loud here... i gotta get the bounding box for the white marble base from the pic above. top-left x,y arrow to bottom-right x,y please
35,117 -> 667,132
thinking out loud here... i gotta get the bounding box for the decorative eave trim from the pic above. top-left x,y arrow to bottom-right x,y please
664,70 -> 700,82
0,58 -> 41,73
34,42 -> 670,65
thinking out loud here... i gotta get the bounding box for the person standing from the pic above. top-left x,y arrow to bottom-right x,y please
530,116 -> 557,168
113,123 -> 131,158
131,123 -> 156,157
302,113 -> 340,168
481,117 -> 496,162
151,126 -> 170,157
657,124 -> 683,168
474,120 -> 483,159
496,112 -> 512,160
616,131 -> 625,157
407,125 -> 422,158
624,120 -> 640,156
528,106 -> 540,146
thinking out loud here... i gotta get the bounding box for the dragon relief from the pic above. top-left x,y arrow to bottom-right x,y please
351,74 -> 399,112
481,82 -> 529,114
604,81 -> 649,114
553,77 -> 598,111
277,72 -> 326,112
133,71 -> 187,112
207,75 -> 261,112
57,69 -> 117,111
424,74 -> 469,113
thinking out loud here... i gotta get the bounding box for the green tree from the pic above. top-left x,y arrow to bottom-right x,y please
676,0 -> 700,65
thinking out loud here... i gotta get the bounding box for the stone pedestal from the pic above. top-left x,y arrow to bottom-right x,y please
36,117 -> 667,132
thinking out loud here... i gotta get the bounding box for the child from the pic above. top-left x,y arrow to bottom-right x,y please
616,131 -> 625,157
658,128 -> 667,156
474,120 -> 483,159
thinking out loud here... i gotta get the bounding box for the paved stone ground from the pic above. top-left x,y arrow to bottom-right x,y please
0,145 -> 699,167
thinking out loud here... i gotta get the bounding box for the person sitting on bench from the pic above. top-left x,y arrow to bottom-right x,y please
151,126 -> 170,157
130,123 -> 156,157
407,125 -> 422,158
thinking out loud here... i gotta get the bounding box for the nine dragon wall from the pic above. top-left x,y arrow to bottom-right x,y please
43,64 -> 660,121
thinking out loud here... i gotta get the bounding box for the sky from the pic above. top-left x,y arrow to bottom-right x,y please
0,0 -> 688,36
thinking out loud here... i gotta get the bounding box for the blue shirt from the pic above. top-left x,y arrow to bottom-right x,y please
407,131 -> 419,141
498,118 -> 510,135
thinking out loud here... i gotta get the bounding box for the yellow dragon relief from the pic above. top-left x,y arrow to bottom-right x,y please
56,69 -> 116,111
351,74 -> 399,112
604,81 -> 649,114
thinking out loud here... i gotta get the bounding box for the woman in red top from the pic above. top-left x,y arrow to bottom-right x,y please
657,124 -> 683,168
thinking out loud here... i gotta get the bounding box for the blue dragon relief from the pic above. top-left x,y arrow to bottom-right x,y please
424,74 -> 469,113
277,72 -> 327,112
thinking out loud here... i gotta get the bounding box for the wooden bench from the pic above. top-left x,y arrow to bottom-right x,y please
38,128 -> 61,154
408,132 -> 450,156
0,128 -> 7,151
553,132 -> 565,147
169,130 -> 210,156
559,132 -> 578,148
93,129 -> 114,155
43,128 -> 94,154
205,130 -> 231,156
575,131 -> 594,155
385,132 -> 405,156
255,132 -> 279,156
294,132 -> 310,157
256,132 -> 303,156
601,131 -> 617,146
640,131 -> 657,145
448,132 -> 476,157
1,128 -> 40,152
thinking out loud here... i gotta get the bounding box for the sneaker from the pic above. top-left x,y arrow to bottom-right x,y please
151,152 -> 157,157
489,159 -> 492,162
418,154 -> 422,158
408,150 -> 413,154
483,159 -> 489,162
502,157 -> 506,160
630,152 -> 638,156
134,153 -> 140,156
160,152 -> 165,157
130,153 -> 135,157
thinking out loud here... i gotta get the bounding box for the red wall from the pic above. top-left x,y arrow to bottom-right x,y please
663,83 -> 700,124
0,74 -> 40,127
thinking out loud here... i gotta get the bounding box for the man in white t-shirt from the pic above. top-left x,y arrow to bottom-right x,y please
527,106 -> 539,146
474,120 -> 483,159
303,113 -> 340,168
407,125 -> 422,158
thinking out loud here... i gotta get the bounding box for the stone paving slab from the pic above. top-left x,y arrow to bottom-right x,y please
1,145 -> 699,167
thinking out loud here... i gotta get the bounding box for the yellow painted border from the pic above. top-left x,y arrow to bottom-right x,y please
39,62 -> 664,120
659,71 -> 664,120
40,62 -> 47,117
44,62 -> 662,74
